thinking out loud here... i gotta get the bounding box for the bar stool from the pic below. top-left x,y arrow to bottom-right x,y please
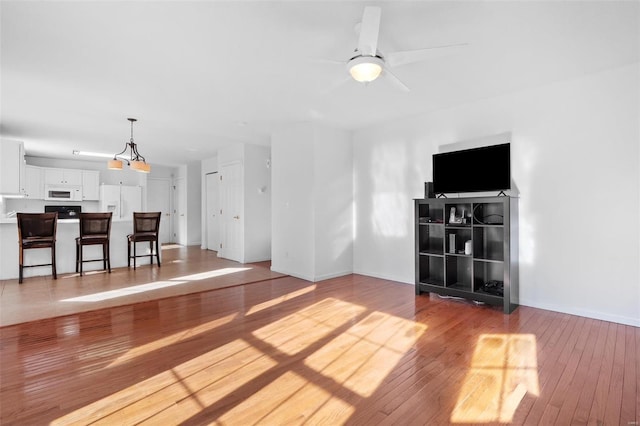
75,212 -> 112,276
17,212 -> 58,284
127,212 -> 161,270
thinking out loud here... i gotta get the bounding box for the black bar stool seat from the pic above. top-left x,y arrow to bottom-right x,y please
75,212 -> 113,276
17,212 -> 58,284
127,212 -> 161,270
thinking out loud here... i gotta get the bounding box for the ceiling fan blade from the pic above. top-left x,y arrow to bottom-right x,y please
386,43 -> 468,68
319,75 -> 353,96
383,67 -> 410,92
357,6 -> 381,56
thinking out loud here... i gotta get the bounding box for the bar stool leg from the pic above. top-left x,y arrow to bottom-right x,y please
52,244 -> 57,280
107,241 -> 111,273
19,247 -> 24,284
133,241 -> 137,270
78,243 -> 83,276
156,239 -> 161,267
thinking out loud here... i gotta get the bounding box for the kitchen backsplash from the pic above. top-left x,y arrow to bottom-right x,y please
2,198 -> 99,217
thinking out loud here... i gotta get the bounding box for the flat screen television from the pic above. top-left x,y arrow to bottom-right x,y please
432,143 -> 510,194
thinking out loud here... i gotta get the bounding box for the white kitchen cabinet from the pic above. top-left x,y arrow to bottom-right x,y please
44,168 -> 82,185
81,170 -> 100,200
0,139 -> 25,195
24,165 -> 44,199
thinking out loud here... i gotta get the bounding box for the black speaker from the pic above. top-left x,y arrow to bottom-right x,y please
424,182 -> 434,199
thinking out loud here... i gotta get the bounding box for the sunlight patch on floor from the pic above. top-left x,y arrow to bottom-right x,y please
60,270 -> 108,279
245,284 -> 316,315
216,370 -> 355,425
450,333 -> 539,424
161,244 -> 183,250
172,267 -> 251,281
305,311 -> 427,397
107,313 -> 238,367
53,297 -> 427,425
252,298 -> 367,356
52,339 -> 277,425
60,268 -> 251,302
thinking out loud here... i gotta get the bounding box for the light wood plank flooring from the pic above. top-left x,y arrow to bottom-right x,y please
0,245 -> 284,326
0,249 -> 637,425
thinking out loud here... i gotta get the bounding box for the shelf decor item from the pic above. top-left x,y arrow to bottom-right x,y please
464,240 -> 472,255
414,195 -> 518,314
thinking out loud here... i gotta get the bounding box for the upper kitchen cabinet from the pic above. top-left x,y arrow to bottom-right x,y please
0,139 -> 26,195
82,170 -> 100,200
24,166 -> 44,199
44,168 -> 82,186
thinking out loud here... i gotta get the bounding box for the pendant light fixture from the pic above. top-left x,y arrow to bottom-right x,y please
108,118 -> 151,173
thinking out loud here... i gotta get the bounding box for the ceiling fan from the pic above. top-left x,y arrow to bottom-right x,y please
344,6 -> 467,91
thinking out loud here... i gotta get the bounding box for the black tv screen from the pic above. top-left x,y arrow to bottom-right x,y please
432,143 -> 511,194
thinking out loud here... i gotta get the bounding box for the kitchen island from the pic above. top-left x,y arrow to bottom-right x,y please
0,218 -> 156,281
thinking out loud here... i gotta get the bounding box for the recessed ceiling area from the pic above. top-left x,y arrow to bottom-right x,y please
1,1 -> 637,166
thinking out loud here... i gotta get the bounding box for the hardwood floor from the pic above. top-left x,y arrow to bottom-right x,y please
0,246 -> 284,326
0,260 -> 638,424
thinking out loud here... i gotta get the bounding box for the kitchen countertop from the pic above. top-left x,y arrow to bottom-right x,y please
0,217 -> 151,280
0,217 -> 132,224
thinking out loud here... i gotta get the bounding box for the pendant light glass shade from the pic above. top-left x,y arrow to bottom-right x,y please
348,56 -> 384,82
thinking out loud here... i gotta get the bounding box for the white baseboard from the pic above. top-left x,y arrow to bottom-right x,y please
352,270 -> 638,327
352,269 -> 413,285
313,270 -> 353,282
270,268 -> 353,283
271,267 -> 314,282
518,298 -> 640,327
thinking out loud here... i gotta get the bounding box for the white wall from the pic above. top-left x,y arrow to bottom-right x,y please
271,124 -> 315,279
148,164 -> 176,179
353,63 -> 639,326
244,144 -> 271,263
271,123 -> 353,281
313,126 -> 353,280
186,161 -> 202,246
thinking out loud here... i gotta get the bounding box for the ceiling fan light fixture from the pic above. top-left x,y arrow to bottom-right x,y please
348,56 -> 384,82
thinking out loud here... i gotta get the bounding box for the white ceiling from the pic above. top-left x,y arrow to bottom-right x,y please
1,1 -> 637,167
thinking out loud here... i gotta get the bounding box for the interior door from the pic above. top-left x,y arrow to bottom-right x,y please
173,177 -> 187,245
206,172 -> 220,251
220,162 -> 243,262
147,178 -> 172,244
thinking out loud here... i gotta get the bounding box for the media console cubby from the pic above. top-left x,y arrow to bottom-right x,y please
414,196 -> 518,313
